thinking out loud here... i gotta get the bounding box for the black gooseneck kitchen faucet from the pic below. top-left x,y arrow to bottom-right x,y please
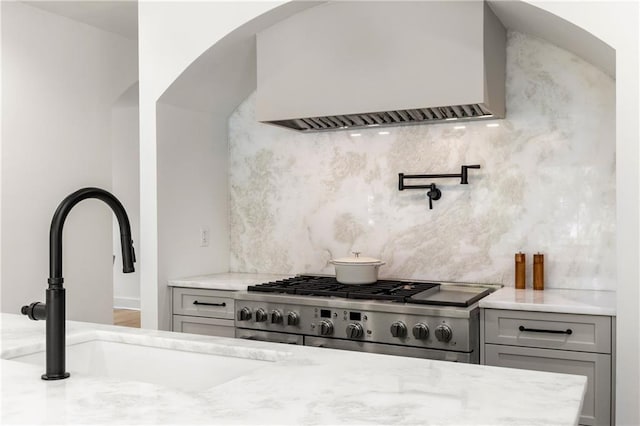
21,187 -> 136,380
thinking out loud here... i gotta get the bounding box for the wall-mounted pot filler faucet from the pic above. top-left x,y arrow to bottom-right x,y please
21,187 -> 136,380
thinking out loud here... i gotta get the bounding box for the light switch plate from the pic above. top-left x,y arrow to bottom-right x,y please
199,227 -> 210,247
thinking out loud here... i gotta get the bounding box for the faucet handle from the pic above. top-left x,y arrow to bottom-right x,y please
21,302 -> 46,321
426,183 -> 441,210
121,239 -> 136,273
131,243 -> 136,263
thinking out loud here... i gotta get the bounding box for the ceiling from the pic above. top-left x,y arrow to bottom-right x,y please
24,0 -> 138,40
21,1 -> 614,78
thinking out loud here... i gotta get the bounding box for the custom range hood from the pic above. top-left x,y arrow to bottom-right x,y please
256,1 -> 506,132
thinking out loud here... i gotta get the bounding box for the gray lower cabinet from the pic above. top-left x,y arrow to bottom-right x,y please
171,287 -> 235,338
485,344 -> 610,425
482,308 -> 614,426
173,315 -> 236,338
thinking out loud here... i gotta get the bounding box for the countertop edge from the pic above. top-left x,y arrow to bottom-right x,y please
167,272 -> 295,291
479,301 -> 617,316
479,288 -> 617,316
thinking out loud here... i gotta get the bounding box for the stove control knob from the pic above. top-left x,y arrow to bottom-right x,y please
270,310 -> 283,324
435,324 -> 453,342
318,320 -> 334,336
237,307 -> 252,321
287,311 -> 300,326
346,323 -> 364,339
412,323 -> 430,340
390,321 -> 407,338
255,308 -> 268,322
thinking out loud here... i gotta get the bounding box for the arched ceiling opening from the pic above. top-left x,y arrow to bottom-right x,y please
487,0 -> 614,77
158,1 -> 321,115
158,0 -> 615,117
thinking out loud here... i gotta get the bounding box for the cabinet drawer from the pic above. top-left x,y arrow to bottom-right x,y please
484,309 -> 611,353
172,315 -> 235,338
172,288 -> 235,319
485,344 -> 610,426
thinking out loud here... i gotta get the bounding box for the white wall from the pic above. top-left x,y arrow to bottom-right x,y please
0,0 -> 4,307
156,102 -> 229,328
138,1 -> 286,329
111,84 -> 140,309
0,2 -> 138,324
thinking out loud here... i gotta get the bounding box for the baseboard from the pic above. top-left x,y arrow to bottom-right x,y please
113,297 -> 140,310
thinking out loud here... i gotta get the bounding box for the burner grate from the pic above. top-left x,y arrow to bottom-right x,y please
247,275 -> 439,302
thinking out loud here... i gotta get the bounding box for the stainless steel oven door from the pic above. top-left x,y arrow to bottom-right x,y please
235,328 -> 303,345
305,336 -> 476,363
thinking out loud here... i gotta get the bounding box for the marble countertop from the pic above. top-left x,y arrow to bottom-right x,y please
1,313 -> 586,425
479,287 -> 616,316
168,272 -> 294,291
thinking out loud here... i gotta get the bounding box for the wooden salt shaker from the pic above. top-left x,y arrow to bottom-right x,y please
533,253 -> 544,290
515,252 -> 526,289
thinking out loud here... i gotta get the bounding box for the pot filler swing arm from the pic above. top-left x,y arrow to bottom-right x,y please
398,164 -> 481,209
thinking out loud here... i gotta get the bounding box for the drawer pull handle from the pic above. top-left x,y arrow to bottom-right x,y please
519,325 -> 572,335
193,300 -> 226,307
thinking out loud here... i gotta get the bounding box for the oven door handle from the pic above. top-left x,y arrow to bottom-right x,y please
193,300 -> 226,307
518,325 -> 573,335
235,328 -> 304,345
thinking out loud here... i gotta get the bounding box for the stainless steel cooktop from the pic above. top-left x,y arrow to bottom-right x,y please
235,275 -> 501,364
246,275 -> 493,307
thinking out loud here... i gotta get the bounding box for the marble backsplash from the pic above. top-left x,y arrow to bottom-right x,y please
228,31 -> 616,290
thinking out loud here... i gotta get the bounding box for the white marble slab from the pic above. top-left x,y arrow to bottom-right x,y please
168,272 -> 294,291
1,313 -> 585,425
480,287 -> 616,316
228,30 -> 616,291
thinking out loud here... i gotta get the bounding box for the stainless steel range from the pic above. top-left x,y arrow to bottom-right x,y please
234,275 -> 501,363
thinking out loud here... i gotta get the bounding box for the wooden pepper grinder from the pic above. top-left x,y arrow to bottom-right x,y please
533,253 -> 544,290
515,252 -> 526,289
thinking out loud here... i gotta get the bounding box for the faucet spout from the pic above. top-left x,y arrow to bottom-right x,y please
22,187 -> 135,380
49,187 -> 135,284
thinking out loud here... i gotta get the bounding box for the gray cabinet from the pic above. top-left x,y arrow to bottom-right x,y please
484,309 -> 611,353
485,344 -> 610,425
482,309 -> 614,426
171,287 -> 235,338
173,315 -> 236,338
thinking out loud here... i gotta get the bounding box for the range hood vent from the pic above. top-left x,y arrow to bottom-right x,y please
256,1 -> 506,132
271,103 -> 495,132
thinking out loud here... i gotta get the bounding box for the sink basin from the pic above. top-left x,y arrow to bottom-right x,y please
7,336 -> 272,392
